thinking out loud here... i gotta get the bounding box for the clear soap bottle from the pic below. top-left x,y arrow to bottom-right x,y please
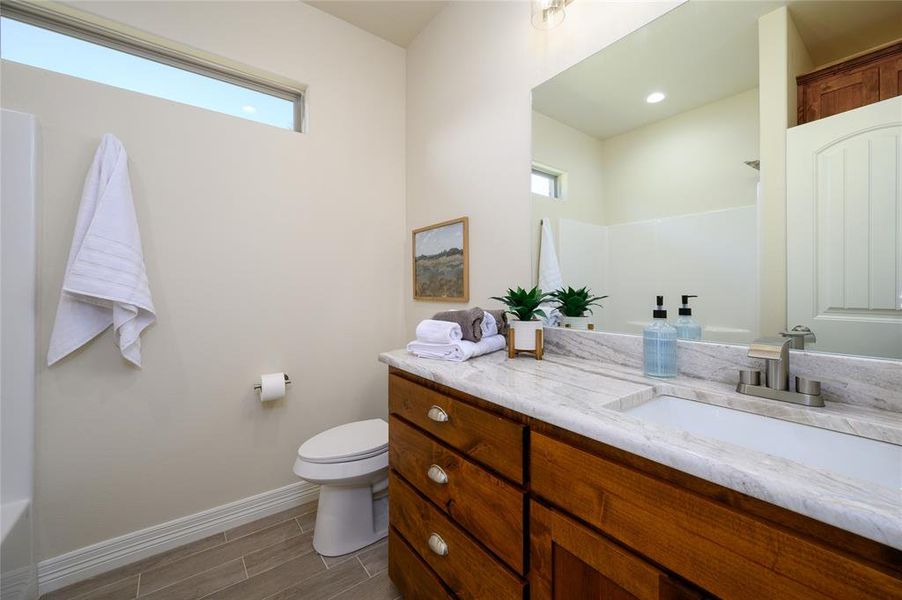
675,294 -> 702,341
643,296 -> 677,378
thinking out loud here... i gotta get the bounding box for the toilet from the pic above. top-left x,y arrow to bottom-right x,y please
293,418 -> 389,556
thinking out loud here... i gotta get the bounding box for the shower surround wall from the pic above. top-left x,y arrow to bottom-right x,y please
0,0 -> 406,564
557,206 -> 758,343
0,108 -> 39,600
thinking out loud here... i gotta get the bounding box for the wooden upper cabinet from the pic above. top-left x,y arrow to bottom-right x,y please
797,41 -> 902,124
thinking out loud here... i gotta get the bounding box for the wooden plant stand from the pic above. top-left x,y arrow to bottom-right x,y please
507,328 -> 544,360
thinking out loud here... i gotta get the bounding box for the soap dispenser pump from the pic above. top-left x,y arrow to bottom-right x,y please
675,294 -> 702,341
643,296 -> 677,378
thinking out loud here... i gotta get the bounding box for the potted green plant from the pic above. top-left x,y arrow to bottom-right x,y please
491,286 -> 553,353
550,286 -> 608,330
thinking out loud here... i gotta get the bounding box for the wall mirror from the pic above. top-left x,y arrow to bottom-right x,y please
530,0 -> 902,359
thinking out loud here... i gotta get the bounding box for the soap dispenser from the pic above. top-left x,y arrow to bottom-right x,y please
643,296 -> 677,378
675,294 -> 702,341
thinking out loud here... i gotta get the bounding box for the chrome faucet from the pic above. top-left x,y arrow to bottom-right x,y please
737,335 -> 824,407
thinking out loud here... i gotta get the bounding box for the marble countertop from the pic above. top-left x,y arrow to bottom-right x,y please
379,349 -> 902,550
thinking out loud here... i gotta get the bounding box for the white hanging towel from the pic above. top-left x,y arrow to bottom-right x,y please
538,219 -> 564,291
47,134 -> 155,367
538,219 -> 563,326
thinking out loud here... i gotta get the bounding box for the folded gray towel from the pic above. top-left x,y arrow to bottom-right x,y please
433,307 -> 484,342
487,309 -> 509,335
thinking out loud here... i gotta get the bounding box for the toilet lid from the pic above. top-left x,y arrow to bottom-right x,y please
298,418 -> 388,464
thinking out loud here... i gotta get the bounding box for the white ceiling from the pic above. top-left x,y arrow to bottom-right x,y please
531,1 -> 781,141
532,1 -> 902,141
305,1 -> 447,47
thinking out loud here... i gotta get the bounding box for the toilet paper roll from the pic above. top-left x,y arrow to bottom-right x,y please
258,372 -> 286,402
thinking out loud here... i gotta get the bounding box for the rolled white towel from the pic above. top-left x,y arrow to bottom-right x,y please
406,334 -> 506,362
415,319 -> 463,344
480,311 -> 498,337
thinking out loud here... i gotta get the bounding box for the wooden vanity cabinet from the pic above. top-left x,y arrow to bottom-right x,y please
530,431 -> 901,600
797,42 -> 902,124
386,368 -> 902,600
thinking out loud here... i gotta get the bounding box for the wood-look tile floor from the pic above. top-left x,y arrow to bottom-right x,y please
41,502 -> 399,600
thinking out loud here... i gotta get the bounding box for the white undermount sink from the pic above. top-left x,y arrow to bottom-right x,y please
622,396 -> 902,490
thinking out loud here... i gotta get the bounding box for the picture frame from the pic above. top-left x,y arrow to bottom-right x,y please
412,217 -> 469,302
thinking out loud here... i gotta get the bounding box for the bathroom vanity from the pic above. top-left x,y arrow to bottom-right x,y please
380,344 -> 902,600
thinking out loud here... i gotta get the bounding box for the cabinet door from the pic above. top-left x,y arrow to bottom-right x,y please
879,55 -> 902,99
530,501 -> 703,600
800,66 -> 880,123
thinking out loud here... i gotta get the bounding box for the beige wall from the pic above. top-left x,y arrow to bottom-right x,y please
600,88 -> 759,225
758,7 -> 812,335
530,111 -> 606,279
1,0 -> 406,560
405,0 -> 681,334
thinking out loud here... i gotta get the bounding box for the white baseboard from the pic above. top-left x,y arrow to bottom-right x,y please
37,481 -> 319,595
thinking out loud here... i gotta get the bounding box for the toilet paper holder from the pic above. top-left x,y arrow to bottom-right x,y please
254,373 -> 291,391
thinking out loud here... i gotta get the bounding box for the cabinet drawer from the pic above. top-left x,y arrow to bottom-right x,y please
388,527 -> 454,600
531,432 -> 901,600
390,471 -> 524,600
531,501 -> 702,600
389,373 -> 524,483
389,415 -> 525,574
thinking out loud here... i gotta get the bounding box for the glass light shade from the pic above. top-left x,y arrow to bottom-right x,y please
531,0 -> 566,30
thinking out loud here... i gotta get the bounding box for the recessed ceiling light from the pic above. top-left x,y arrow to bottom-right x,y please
646,92 -> 666,104
242,105 -> 257,114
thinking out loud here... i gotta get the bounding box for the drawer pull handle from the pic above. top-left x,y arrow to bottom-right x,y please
427,405 -> 449,423
428,533 -> 448,557
427,464 -> 448,484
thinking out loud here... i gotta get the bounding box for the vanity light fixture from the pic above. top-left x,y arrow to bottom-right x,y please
646,92 -> 666,104
531,0 -> 567,30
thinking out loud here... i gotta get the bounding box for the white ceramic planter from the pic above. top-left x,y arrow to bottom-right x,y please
510,319 -> 543,351
561,315 -> 591,330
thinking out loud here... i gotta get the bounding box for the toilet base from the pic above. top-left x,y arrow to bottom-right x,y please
312,480 -> 388,556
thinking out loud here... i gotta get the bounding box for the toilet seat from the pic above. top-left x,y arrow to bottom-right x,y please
297,418 -> 388,464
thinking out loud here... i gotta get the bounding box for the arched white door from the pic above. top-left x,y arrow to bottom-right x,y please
787,97 -> 902,359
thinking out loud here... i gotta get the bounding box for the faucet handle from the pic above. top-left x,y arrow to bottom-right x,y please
738,369 -> 761,386
780,325 -> 816,350
795,376 -> 821,396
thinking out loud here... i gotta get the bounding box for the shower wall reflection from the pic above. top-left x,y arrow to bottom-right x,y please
531,41 -> 761,342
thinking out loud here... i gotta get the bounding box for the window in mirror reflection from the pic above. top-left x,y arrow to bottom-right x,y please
531,166 -> 560,199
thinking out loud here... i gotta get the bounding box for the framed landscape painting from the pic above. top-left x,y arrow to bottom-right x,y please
413,217 -> 469,302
